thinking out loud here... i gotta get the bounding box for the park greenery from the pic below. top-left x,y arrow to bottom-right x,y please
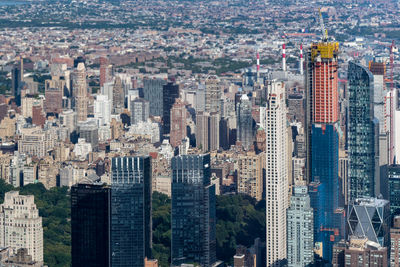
0,180 -> 71,267
152,192 -> 266,266
0,181 -> 265,267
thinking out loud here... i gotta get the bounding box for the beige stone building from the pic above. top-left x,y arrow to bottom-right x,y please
0,191 -> 43,263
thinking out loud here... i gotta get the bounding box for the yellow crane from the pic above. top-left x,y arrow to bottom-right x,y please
319,8 -> 329,42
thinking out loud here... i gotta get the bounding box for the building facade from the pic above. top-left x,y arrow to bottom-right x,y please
130,98 -> 150,125
348,61 -> 376,200
170,98 -> 187,148
171,154 -> 216,267
0,191 -> 43,263
265,80 -> 288,267
111,156 -> 152,267
287,186 -> 314,267
75,63 -> 88,122
71,183 -> 111,267
236,94 -> 253,150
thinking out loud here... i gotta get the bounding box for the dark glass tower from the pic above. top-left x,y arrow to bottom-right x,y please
162,82 -> 180,134
111,156 -> 152,267
348,61 -> 376,200
143,78 -> 167,117
236,94 -> 254,150
71,183 -> 111,267
171,154 -> 216,267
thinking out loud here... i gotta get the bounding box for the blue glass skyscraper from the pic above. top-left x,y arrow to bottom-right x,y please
171,154 -> 216,267
111,156 -> 152,267
348,61 -> 376,200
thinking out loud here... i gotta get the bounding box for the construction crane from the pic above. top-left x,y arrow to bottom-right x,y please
318,8 -> 328,42
389,40 -> 396,164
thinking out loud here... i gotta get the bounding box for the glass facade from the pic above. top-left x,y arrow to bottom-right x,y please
171,154 -> 216,267
388,165 -> 400,216
348,61 -> 375,200
347,198 -> 390,248
111,156 -> 152,267
311,123 -> 342,261
71,183 -> 111,267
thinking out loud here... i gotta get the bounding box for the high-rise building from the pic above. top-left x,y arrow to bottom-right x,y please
71,183 -> 111,267
78,121 -> 99,151
143,78 -> 167,117
32,105 -> 46,127
100,57 -> 112,88
237,152 -> 264,201
75,63 -> 88,122
171,154 -> 216,267
111,156 -> 152,267
287,185 -> 314,267
348,61 -> 376,200
236,94 -> 253,150
45,87 -> 63,115
0,191 -> 43,263
305,41 -> 343,261
94,95 -> 112,126
265,80 -> 288,267
389,165 -> 400,216
11,58 -> 23,106
205,75 -> 221,114
130,98 -> 150,125
162,82 -> 180,134
390,216 -> 400,267
113,77 -> 124,113
170,98 -> 187,148
347,197 -> 390,248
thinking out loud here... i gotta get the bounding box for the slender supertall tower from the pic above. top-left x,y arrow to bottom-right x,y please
299,44 -> 304,75
75,63 -> 88,122
257,51 -> 260,80
282,44 -> 286,71
265,80 -> 288,267
305,41 -> 343,262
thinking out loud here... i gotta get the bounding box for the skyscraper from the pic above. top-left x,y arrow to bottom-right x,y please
75,63 -> 87,122
236,94 -> 254,150
305,41 -> 343,261
287,185 -> 314,267
130,98 -> 150,125
265,80 -> 288,267
347,197 -> 390,248
205,75 -> 221,114
113,76 -> 124,113
111,156 -> 152,267
0,191 -> 43,263
170,98 -> 187,148
143,78 -> 167,117
71,183 -> 111,267
348,61 -> 376,200
388,165 -> 400,216
237,151 -> 264,201
162,82 -> 180,134
171,154 -> 216,267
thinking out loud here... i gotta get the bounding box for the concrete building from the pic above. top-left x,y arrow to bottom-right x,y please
205,75 -> 220,114
390,216 -> 400,267
75,63 -> 88,122
112,76 -> 124,113
0,191 -> 43,262
333,237 -> 388,266
236,152 -> 263,201
170,98 -> 187,148
130,98 -> 149,125
94,95 -> 111,126
287,185 -> 313,267
265,80 -> 288,267
44,87 -> 63,115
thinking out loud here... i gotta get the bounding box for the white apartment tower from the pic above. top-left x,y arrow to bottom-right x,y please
265,80 -> 288,267
0,191 -> 43,262
75,63 -> 88,122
